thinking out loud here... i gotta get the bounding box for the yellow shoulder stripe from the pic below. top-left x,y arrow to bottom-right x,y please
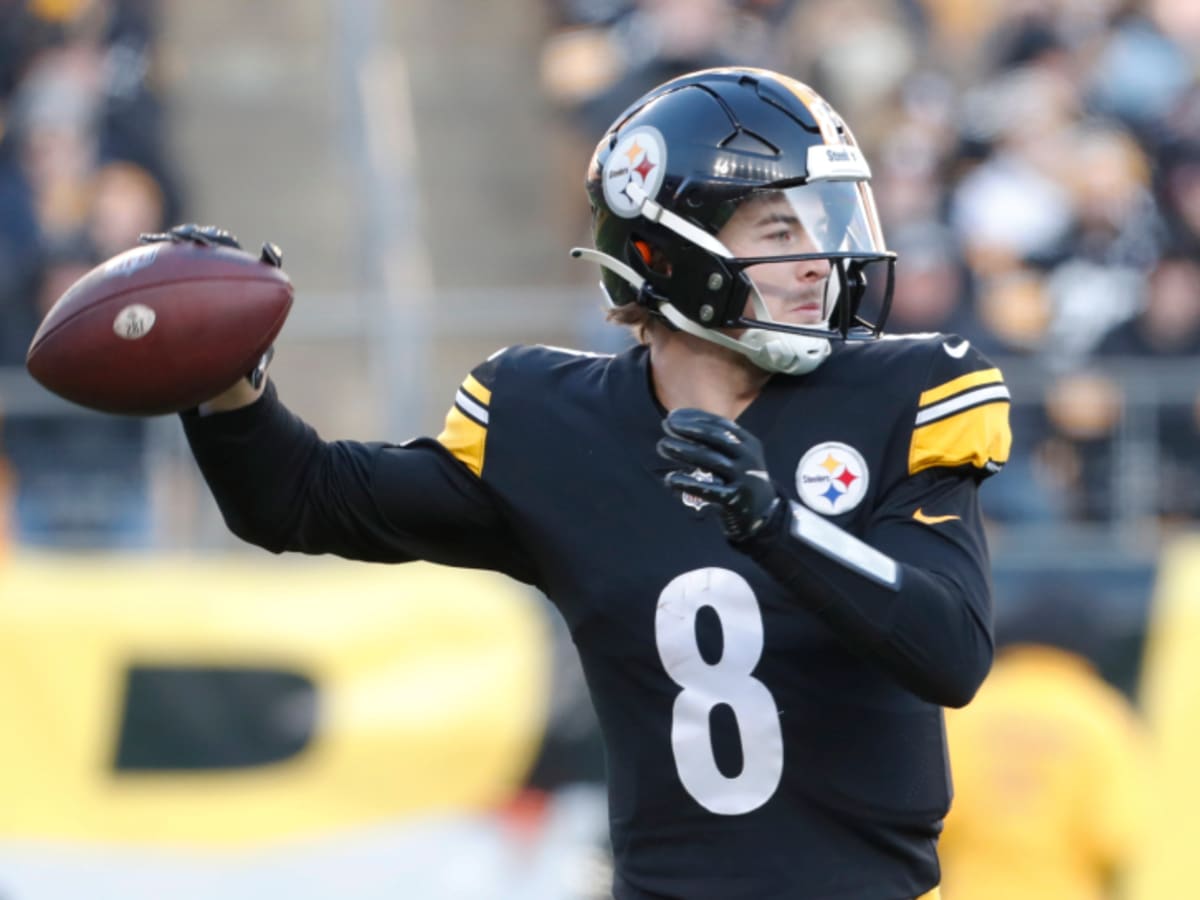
909,401 -> 1011,476
462,374 -> 491,406
919,368 -> 1004,408
437,406 -> 486,477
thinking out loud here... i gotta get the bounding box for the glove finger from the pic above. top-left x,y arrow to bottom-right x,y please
163,224 -> 244,249
168,223 -> 210,245
664,408 -> 755,454
197,226 -> 242,249
664,470 -> 738,505
663,407 -> 733,439
656,436 -> 737,478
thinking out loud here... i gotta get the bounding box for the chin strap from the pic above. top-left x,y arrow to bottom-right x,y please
570,246 -> 831,375
658,302 -> 829,375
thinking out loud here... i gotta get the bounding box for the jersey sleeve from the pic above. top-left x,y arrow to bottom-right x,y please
738,339 -> 1012,708
907,338 -> 1012,479
434,347 -> 506,478
182,368 -> 537,584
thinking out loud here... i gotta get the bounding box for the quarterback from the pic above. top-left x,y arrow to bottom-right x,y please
173,68 -> 1010,899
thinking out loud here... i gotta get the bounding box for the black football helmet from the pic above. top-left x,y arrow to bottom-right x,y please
574,67 -> 895,374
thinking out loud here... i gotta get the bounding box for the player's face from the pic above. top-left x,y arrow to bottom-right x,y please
717,194 -> 832,326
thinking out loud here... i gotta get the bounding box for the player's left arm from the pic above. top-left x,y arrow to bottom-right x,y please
658,345 -> 1011,708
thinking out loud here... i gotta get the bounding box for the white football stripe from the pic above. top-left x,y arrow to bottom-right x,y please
455,389 -> 489,425
915,384 -> 1010,426
789,502 -> 899,589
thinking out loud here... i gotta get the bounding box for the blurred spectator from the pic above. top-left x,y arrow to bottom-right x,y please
1043,124 -> 1161,360
1093,255 -> 1200,520
941,587 -> 1150,900
780,0 -> 918,131
87,158 -> 165,259
1087,6 -> 1194,132
32,230 -> 96,320
8,45 -> 102,242
0,1 -> 61,104
0,147 -> 42,366
950,66 -> 1079,275
1153,139 -> 1200,256
1035,370 -> 1124,522
6,233 -> 152,547
0,0 -> 172,548
973,267 -> 1054,357
871,72 -> 961,227
582,0 -> 763,137
883,221 -> 981,338
1095,254 -> 1200,358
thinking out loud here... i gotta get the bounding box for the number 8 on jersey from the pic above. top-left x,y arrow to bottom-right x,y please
655,567 -> 784,815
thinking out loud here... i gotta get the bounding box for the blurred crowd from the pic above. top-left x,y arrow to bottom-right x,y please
0,0 -> 1196,545
0,0 -> 176,546
0,3 -> 1190,897
541,0 -> 1200,528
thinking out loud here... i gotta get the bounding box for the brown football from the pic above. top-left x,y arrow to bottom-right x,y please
26,241 -> 293,415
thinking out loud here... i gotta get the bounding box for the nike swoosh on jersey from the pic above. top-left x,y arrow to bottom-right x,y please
942,339 -> 970,358
913,508 -> 961,525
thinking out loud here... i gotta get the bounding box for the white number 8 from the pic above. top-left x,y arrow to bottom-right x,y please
655,567 -> 783,815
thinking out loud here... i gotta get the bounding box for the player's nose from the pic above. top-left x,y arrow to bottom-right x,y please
795,255 -> 831,282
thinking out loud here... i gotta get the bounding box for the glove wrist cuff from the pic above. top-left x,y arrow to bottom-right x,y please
730,494 -> 785,545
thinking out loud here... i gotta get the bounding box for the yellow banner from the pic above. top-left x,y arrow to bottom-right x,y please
1128,534 -> 1200,899
0,553 -> 549,846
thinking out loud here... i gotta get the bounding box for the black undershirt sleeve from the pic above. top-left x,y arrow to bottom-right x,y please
181,382 -> 536,583
741,469 -> 994,708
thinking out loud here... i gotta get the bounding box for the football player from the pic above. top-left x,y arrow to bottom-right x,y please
173,67 -> 1010,899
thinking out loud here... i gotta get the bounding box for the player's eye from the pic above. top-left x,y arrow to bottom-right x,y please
761,228 -> 796,244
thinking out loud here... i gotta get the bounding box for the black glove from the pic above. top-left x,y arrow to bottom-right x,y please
139,223 -> 284,268
657,408 -> 783,542
138,224 -> 283,388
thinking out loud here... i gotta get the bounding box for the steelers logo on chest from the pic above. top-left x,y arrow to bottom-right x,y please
796,441 -> 869,515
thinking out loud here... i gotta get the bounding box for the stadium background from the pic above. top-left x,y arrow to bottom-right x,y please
0,0 -> 1198,897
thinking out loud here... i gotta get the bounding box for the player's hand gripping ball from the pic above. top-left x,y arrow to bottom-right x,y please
26,224 -> 290,415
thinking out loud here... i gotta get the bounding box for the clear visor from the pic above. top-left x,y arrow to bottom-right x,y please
728,181 -> 887,257
723,181 -> 889,330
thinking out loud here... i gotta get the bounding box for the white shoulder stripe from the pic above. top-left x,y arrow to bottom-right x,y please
455,389 -> 489,425
878,331 -> 944,342
915,384 -> 1010,426
534,344 -> 614,359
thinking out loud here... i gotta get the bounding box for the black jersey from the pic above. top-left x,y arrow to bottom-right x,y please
183,333 -> 1010,900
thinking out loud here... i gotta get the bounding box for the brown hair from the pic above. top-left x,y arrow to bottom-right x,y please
606,302 -> 659,344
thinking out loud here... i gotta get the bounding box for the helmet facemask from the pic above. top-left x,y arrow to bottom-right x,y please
575,69 -> 898,374
575,179 -> 896,375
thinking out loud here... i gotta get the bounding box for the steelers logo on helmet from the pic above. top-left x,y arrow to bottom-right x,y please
796,441 -> 869,515
603,126 -> 667,219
